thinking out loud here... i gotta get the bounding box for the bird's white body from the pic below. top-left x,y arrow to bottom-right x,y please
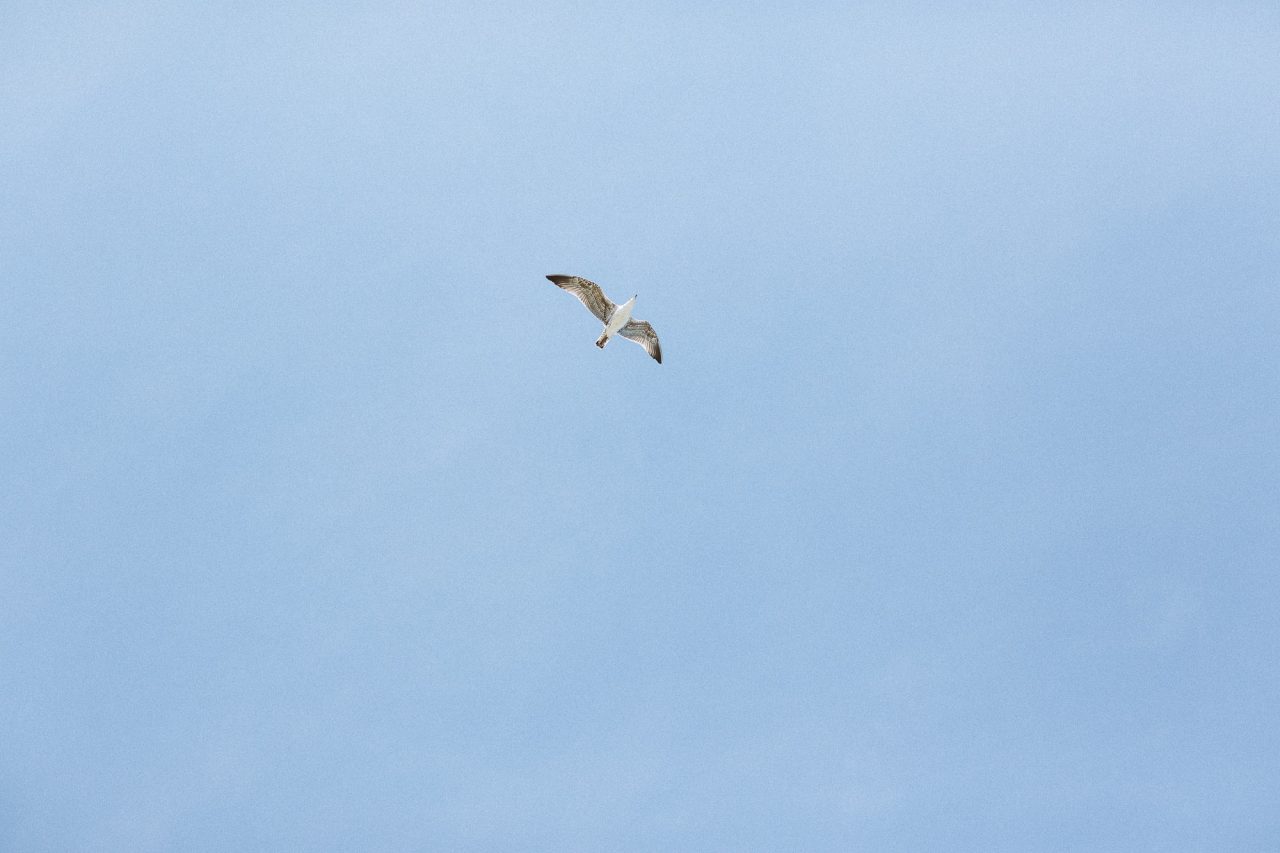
599,295 -> 637,345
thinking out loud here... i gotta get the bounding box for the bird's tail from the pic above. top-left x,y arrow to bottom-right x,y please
595,333 -> 609,349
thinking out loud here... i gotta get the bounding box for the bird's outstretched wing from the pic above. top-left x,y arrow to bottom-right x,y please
618,320 -> 662,364
547,275 -> 615,323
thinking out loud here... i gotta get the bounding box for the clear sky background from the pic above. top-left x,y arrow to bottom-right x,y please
3,2 -> 1278,850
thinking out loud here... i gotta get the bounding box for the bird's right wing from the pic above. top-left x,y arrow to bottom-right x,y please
546,275 -> 615,323
618,320 -> 662,364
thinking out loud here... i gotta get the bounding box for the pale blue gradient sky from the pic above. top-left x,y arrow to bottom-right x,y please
3,2 -> 1278,850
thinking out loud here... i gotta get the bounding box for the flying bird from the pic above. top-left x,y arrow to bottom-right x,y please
546,274 -> 662,364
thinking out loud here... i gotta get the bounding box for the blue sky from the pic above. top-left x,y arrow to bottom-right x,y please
3,2 -> 1278,850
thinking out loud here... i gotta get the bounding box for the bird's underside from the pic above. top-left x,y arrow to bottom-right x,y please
547,274 -> 662,363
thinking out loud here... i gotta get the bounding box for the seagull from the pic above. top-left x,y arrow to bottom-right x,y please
546,274 -> 662,364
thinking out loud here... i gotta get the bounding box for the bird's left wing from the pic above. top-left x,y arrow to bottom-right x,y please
618,320 -> 662,364
546,275 -> 615,323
